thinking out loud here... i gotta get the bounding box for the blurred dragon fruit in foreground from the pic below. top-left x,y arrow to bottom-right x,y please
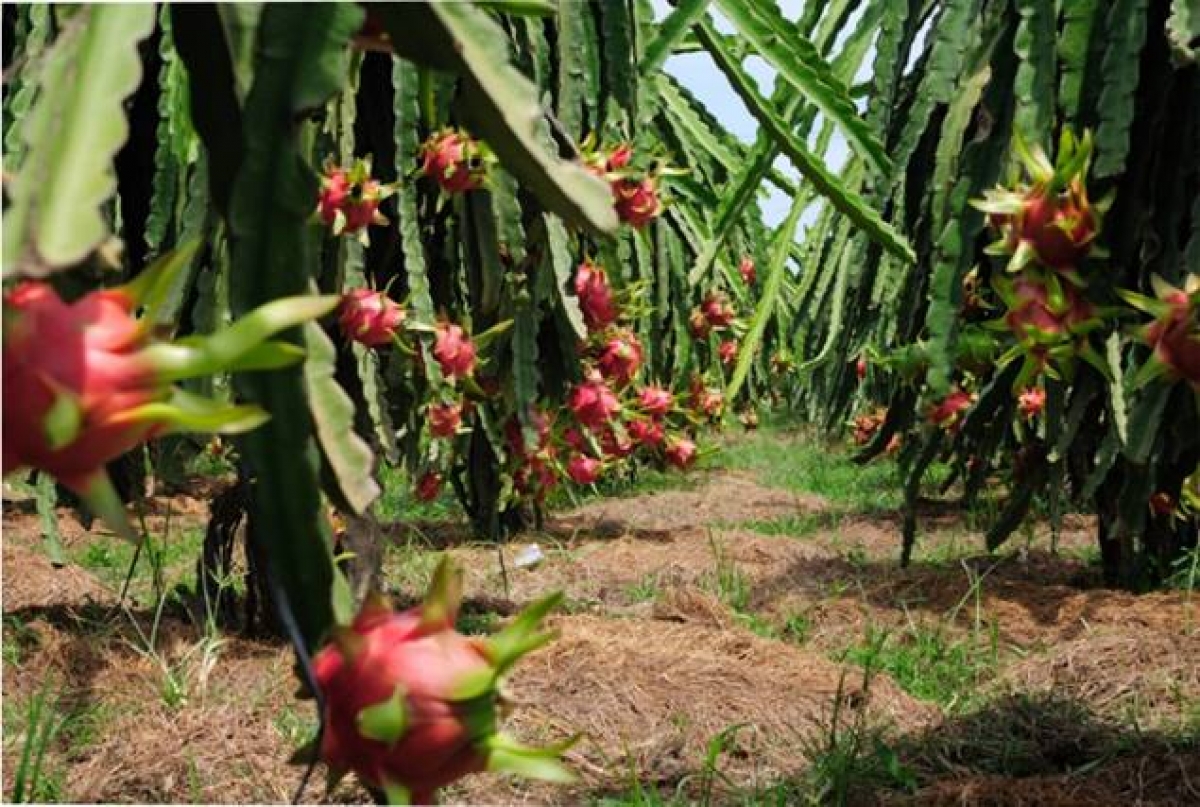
308,558 -> 573,804
2,245 -> 337,539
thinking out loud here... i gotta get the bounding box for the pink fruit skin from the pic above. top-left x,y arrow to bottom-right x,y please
627,418 -> 664,447
574,262 -> 618,332
856,357 -> 867,381
3,283 -> 163,492
612,177 -> 661,228
928,389 -> 974,429
513,456 -> 557,501
701,294 -> 735,329
1005,277 -> 1093,346
1146,293 -> 1200,385
505,409 -> 553,458
718,340 -> 738,367
568,375 -> 620,429
566,454 -> 602,485
319,170 -> 351,225
596,332 -> 644,387
1017,387 -> 1046,419
421,132 -> 482,194
338,289 -> 405,348
1018,187 -> 1095,269
664,437 -> 697,469
313,604 -> 493,802
432,324 -> 477,381
428,403 -> 462,439
739,257 -> 756,285
606,143 -> 633,171
598,427 -> 634,459
637,386 -> 673,417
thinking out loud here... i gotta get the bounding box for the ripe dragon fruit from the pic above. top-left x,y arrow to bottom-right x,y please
513,454 -> 558,502
1017,387 -> 1046,420
972,129 -> 1103,277
637,385 -> 673,417
927,388 -> 976,432
568,372 -> 620,429
414,471 -> 443,502
998,273 -> 1099,350
505,408 -> 554,459
338,288 -> 405,348
738,256 -> 756,286
700,292 -> 736,329
310,559 -> 572,805
596,330 -> 644,387
432,323 -> 477,382
612,176 -> 662,228
420,129 -> 488,194
566,454 -> 602,485
851,409 -> 886,446
855,356 -> 868,382
718,339 -> 738,367
427,402 -> 462,439
2,264 -> 335,539
573,261 -> 619,332
1120,275 -> 1200,389
688,308 -> 712,340
598,426 -> 634,459
317,158 -> 394,243
663,436 -> 697,470
626,417 -> 664,447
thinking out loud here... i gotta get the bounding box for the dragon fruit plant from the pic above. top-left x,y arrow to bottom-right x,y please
306,558 -> 573,804
2,247 -> 337,539
419,128 -> 491,196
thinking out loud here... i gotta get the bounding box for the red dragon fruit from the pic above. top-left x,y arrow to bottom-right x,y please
513,455 -> 558,502
317,159 -> 394,242
596,330 -> 644,387
338,288 -> 405,348
2,272 -> 334,538
688,308 -> 713,340
972,129 -> 1101,275
718,339 -> 738,367
310,559 -> 572,805
1121,275 -> 1200,389
738,256 -> 756,286
420,129 -> 487,194
663,437 -> 697,470
637,385 -> 673,417
414,471 -> 443,502
566,454 -> 602,485
700,292 -> 736,329
1149,492 -> 1174,517
612,176 -> 662,228
626,418 -> 664,447
562,426 -> 589,453
598,426 -> 634,459
855,356 -> 868,382
432,323 -> 477,382
606,143 -> 633,171
568,372 -> 620,429
573,261 -> 619,332
1017,387 -> 1046,420
927,388 -> 976,432
428,402 -> 462,439
1000,273 -> 1098,350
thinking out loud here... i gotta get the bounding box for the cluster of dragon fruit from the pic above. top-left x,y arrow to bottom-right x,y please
319,131 -> 758,516
848,130 -> 1198,517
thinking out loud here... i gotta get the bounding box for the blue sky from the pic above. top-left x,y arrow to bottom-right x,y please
648,0 -> 858,231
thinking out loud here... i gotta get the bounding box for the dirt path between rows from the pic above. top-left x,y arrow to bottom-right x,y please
3,462 -> 1198,805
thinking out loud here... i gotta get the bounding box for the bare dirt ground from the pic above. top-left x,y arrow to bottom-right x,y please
3,458 -> 1197,805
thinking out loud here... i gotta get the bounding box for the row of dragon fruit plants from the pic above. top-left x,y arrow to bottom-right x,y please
1,2 -> 841,802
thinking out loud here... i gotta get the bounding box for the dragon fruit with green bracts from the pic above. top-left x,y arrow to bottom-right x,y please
317,157 -> 395,244
308,559 -> 573,805
972,129 -> 1106,281
1119,274 -> 1200,390
2,247 -> 335,540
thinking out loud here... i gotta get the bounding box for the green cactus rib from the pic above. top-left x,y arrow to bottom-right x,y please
1013,0 -> 1058,144
713,0 -> 890,176
3,4 -> 156,275
1094,0 -> 1150,178
225,2 -> 366,651
696,17 -> 914,265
